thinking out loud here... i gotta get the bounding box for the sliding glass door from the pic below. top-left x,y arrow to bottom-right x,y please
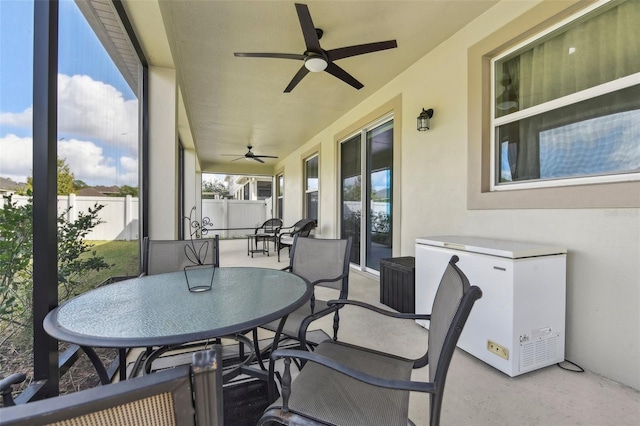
340,116 -> 393,272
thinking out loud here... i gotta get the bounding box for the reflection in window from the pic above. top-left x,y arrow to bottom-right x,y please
305,155 -> 318,221
257,180 -> 272,200
497,87 -> 640,183
493,0 -> 640,188
276,173 -> 284,219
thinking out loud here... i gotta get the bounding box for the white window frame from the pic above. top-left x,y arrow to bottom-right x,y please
304,154 -> 319,220
490,0 -> 640,191
276,172 -> 284,219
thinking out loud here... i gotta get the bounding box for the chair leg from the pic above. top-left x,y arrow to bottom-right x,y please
253,328 -> 267,371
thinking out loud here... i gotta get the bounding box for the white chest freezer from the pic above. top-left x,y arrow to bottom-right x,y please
415,236 -> 567,377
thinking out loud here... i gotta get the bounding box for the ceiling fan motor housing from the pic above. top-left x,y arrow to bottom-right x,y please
304,52 -> 328,72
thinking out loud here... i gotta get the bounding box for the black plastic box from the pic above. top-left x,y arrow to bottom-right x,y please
379,256 -> 415,313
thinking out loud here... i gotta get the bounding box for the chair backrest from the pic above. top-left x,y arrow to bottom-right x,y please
283,219 -> 316,239
0,345 -> 224,426
143,235 -> 219,276
256,218 -> 283,234
289,236 -> 352,295
426,256 -> 482,424
295,220 -> 316,237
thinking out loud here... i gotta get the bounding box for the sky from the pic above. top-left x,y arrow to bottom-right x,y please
0,0 -> 139,187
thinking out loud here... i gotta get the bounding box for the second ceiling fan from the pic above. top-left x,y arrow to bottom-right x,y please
234,3 -> 397,93
221,146 -> 278,163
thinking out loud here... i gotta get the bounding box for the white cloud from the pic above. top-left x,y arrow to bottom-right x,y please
0,135 -> 138,187
0,134 -> 33,182
57,74 -> 138,153
58,139 -> 117,184
0,108 -> 32,128
118,156 -> 139,185
0,74 -> 139,186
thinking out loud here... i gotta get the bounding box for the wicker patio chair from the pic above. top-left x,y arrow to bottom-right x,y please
276,219 -> 316,261
0,345 -> 224,426
253,218 -> 283,251
258,255 -> 482,426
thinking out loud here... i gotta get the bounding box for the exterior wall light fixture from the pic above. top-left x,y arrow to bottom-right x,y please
417,108 -> 434,131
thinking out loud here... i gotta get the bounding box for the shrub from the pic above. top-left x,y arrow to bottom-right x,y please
0,195 -> 112,339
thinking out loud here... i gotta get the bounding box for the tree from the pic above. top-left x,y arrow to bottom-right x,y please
117,185 -> 138,197
73,179 -> 88,190
342,176 -> 361,201
202,179 -> 229,198
26,158 -> 76,195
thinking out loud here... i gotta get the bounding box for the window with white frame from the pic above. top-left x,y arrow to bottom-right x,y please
304,155 -> 318,221
276,173 -> 284,219
491,0 -> 640,191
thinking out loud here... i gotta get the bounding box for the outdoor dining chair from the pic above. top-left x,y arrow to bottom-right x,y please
276,219 -> 317,261
256,236 -> 353,366
257,255 -> 482,426
135,236 -> 220,377
141,235 -> 220,276
0,345 -> 224,426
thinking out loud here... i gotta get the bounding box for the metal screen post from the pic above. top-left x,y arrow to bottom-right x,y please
32,0 -> 60,397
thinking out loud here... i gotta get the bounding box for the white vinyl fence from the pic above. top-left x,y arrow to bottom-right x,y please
5,195 -> 273,241
202,198 -> 272,239
8,194 -> 139,241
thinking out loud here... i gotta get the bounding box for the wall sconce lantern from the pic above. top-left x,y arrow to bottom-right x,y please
417,108 -> 434,131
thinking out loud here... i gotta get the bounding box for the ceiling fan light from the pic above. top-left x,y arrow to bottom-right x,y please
304,56 -> 327,72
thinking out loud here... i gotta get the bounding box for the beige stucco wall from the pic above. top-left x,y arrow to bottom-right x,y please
276,0 -> 640,390
148,66 -> 179,239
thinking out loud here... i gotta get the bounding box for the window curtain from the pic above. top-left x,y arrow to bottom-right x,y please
498,0 -> 640,181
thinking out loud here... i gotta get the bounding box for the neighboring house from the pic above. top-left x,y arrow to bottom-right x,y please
76,187 -> 106,197
228,175 -> 272,201
0,177 -> 27,196
92,185 -> 120,196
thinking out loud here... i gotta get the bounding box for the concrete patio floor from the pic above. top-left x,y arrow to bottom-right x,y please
217,237 -> 639,425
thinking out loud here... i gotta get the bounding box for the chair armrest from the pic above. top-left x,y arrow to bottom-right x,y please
280,265 -> 293,272
298,305 -> 342,347
278,225 -> 295,234
310,273 -> 349,288
326,299 -> 431,321
271,348 -> 435,394
1,373 -> 27,406
277,231 -> 296,244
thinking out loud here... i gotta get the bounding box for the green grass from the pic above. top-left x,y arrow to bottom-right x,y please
83,240 -> 140,285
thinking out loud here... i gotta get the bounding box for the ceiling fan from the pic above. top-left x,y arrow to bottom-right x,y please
234,3 -> 397,92
221,146 -> 279,163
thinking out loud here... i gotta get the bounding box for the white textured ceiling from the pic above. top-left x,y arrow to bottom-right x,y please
123,1 -> 497,174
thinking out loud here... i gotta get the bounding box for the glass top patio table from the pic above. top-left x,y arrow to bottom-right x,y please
44,267 -> 311,349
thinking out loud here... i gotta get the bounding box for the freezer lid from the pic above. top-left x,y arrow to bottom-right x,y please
415,235 -> 567,259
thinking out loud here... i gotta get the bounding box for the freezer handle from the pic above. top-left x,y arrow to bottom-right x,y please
443,242 -> 466,250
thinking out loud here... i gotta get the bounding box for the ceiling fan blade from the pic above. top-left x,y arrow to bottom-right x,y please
253,155 -> 279,159
253,157 -> 265,163
221,153 -> 245,156
295,3 -> 321,52
234,52 -> 305,61
231,157 -> 245,162
325,62 -> 363,90
284,65 -> 310,93
326,40 -> 398,62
